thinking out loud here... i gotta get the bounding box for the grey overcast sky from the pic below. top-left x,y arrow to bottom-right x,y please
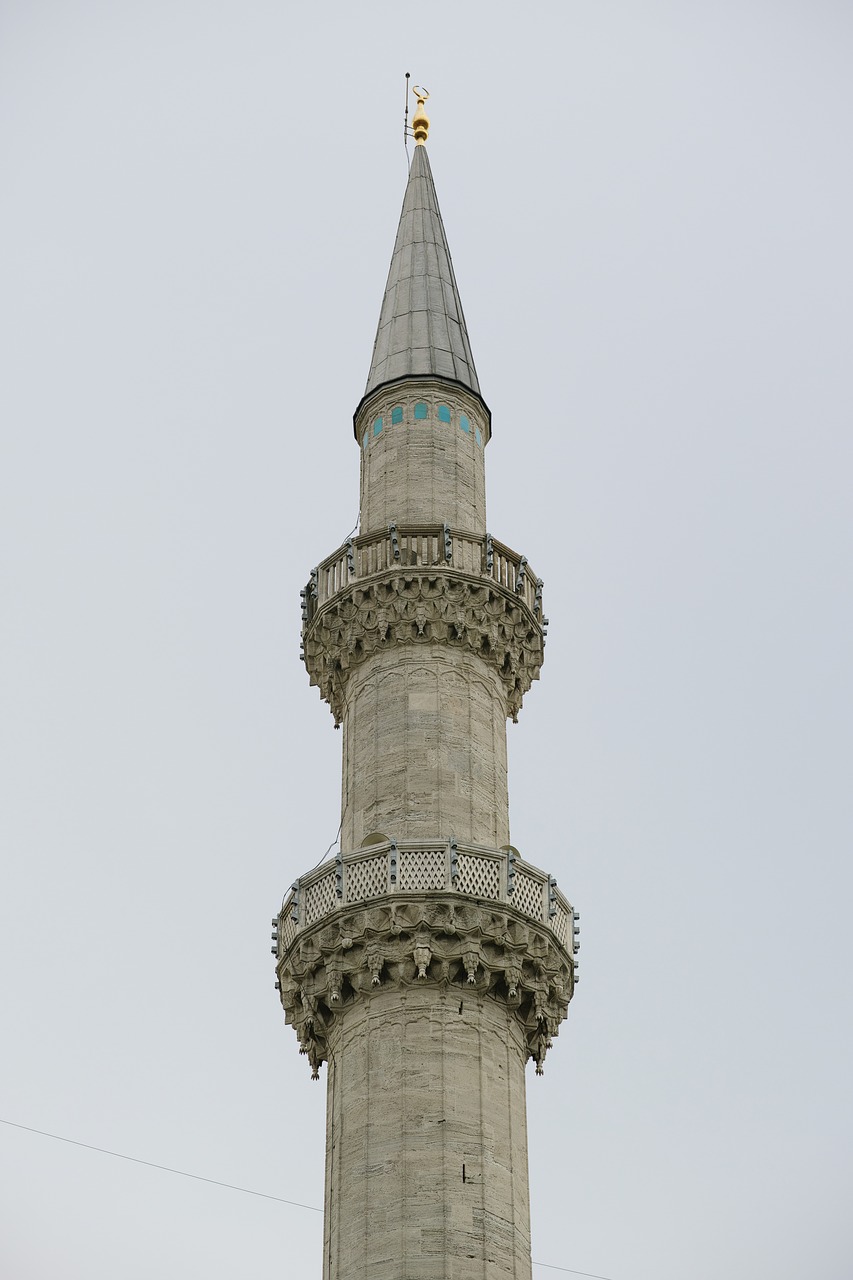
1,3 -> 851,1278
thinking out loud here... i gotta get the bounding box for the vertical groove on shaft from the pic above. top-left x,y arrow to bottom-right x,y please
478,1005 -> 488,1280
507,1006 -> 520,1280
363,1028 -> 369,1280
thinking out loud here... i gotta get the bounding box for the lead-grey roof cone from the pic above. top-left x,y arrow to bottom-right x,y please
363,145 -> 482,400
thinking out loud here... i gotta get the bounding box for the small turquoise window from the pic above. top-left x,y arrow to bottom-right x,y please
475,427 -> 482,447
459,413 -> 470,434
362,431 -> 368,450
373,417 -> 383,437
391,406 -> 403,424
438,404 -> 451,423
414,402 -> 428,420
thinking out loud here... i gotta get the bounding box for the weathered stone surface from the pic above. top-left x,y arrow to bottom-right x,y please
322,987 -> 533,1280
276,894 -> 573,1080
276,890 -> 572,1280
356,379 -> 490,534
304,568 -> 544,729
339,650 -> 511,848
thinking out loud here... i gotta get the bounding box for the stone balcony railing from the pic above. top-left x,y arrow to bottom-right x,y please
301,525 -> 545,629
276,839 -> 578,962
300,526 -> 548,725
274,840 -> 579,1076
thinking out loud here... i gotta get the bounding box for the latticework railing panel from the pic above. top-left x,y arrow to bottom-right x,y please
398,847 -> 446,891
280,915 -> 298,950
551,901 -> 570,947
277,843 -> 572,956
344,854 -> 388,903
512,870 -> 544,922
304,870 -> 337,925
456,852 -> 501,901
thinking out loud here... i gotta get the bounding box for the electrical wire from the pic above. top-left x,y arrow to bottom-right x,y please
0,1118 -> 321,1213
0,1117 -> 615,1279
303,820 -> 343,876
342,510 -> 360,544
533,1265 -> 616,1278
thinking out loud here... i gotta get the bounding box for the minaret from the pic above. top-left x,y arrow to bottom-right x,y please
274,92 -> 578,1280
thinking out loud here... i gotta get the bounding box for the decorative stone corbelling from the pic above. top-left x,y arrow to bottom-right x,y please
303,569 -> 544,726
276,894 -> 573,1080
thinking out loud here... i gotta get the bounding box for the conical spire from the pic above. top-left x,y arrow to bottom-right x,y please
363,145 -> 482,401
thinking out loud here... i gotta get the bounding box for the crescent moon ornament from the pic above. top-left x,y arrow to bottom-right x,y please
411,86 -> 431,145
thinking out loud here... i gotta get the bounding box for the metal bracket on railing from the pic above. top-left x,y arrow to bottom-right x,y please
334,851 -> 343,899
548,875 -> 557,919
507,847 -> 516,898
389,839 -> 398,885
345,537 -> 355,576
389,523 -> 400,560
515,556 -> 528,595
299,585 -> 310,663
289,880 -> 300,925
449,838 -> 458,885
443,523 -> 452,563
309,568 -> 318,599
534,578 -> 544,617
485,533 -> 494,575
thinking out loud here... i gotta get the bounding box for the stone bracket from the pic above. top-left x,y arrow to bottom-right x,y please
276,895 -> 573,1079
302,569 -> 544,725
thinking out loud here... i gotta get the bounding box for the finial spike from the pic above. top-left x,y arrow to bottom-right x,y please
412,85 -> 430,145
404,72 -> 410,150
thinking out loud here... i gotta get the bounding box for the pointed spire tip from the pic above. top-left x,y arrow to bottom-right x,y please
359,124 -> 485,413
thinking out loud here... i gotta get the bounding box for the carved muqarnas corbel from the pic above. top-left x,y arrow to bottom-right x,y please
302,572 -> 544,725
276,896 -> 573,1078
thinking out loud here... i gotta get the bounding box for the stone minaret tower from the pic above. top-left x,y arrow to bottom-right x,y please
274,93 -> 578,1280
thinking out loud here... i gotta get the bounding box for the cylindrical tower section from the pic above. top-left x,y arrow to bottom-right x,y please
340,646 -> 510,850
276,880 -> 575,1278
356,379 -> 491,535
323,984 -> 532,1280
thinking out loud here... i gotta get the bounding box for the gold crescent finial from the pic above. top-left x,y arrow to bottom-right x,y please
412,85 -> 430,145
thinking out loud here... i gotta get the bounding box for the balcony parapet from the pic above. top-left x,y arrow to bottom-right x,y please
278,839 -> 575,946
272,840 -> 578,1079
300,526 -> 547,724
305,526 -> 544,620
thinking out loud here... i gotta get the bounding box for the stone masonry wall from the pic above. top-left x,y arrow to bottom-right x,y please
322,983 -> 532,1280
356,379 -> 490,536
340,646 -> 510,850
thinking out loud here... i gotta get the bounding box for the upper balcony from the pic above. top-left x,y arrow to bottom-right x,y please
300,525 -> 548,725
302,525 -> 545,629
